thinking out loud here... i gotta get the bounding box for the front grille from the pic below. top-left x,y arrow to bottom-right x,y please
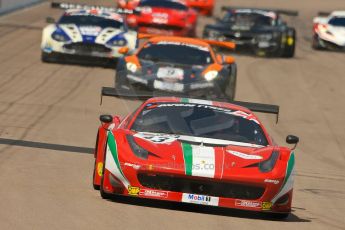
138,173 -> 265,200
224,34 -> 254,42
64,43 -> 111,53
139,23 -> 184,31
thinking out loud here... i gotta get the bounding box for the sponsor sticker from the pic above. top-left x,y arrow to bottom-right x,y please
235,199 -> 262,208
264,179 -> 280,185
128,186 -> 140,196
139,189 -> 168,198
97,162 -> 103,176
227,150 -> 263,160
124,162 -> 140,170
262,202 -> 273,211
182,193 -> 219,206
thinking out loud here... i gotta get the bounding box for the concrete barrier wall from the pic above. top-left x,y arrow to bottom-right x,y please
0,0 -> 44,15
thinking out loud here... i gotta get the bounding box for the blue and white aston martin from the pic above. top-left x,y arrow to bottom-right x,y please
41,3 -> 138,66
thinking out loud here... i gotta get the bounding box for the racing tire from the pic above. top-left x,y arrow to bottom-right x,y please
41,52 -> 54,63
312,34 -> 322,50
114,69 -> 130,89
100,161 -> 112,199
92,160 -> 100,190
282,29 -> 296,58
224,63 -> 237,101
92,133 -> 100,190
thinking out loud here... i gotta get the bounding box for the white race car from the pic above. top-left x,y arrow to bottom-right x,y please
312,11 -> 345,50
41,2 -> 138,66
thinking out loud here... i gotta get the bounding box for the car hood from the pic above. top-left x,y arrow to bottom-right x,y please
56,24 -> 125,44
119,131 -> 275,177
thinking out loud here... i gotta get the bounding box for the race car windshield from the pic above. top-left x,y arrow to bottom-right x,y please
139,0 -> 188,11
329,17 -> 345,27
131,103 -> 268,146
137,43 -> 213,65
222,12 -> 274,28
59,15 -> 123,29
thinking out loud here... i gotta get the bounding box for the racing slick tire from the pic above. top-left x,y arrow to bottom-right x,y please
312,34 -> 323,50
100,155 -> 112,199
115,61 -> 131,89
92,159 -> 100,190
41,51 -> 55,63
224,63 -> 237,100
92,133 -> 100,190
282,28 -> 296,58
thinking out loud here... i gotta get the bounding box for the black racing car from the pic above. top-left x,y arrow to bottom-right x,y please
203,7 -> 298,58
114,36 -> 237,100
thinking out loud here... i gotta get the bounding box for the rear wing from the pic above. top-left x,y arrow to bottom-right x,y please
137,33 -> 236,50
317,12 -> 331,17
51,2 -> 141,15
101,87 -> 279,122
221,6 -> 298,16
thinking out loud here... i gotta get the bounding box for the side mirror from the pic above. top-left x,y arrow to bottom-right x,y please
224,55 -> 235,64
286,135 -> 299,150
119,46 -> 129,54
286,135 -> 299,144
99,115 -> 113,124
46,17 -> 55,23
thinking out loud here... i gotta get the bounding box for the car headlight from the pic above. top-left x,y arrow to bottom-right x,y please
127,135 -> 148,160
259,151 -> 279,173
126,62 -> 138,73
204,70 -> 218,81
109,38 -> 127,47
206,30 -> 220,39
52,31 -> 70,42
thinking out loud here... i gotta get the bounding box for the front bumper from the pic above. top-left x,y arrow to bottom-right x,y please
317,36 -> 345,51
118,73 -> 226,98
41,39 -> 126,59
102,166 -> 292,214
203,33 -> 282,55
42,51 -> 117,66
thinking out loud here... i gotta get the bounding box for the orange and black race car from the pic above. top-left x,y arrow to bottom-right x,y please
114,35 -> 237,100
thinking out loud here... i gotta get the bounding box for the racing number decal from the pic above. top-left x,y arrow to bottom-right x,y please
134,133 -> 179,144
143,135 -> 172,143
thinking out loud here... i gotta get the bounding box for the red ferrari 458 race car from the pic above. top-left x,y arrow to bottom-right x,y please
117,0 -> 141,9
93,95 -> 299,218
186,0 -> 214,16
126,0 -> 198,37
118,0 -> 214,16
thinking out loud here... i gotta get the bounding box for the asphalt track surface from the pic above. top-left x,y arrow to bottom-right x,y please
0,0 -> 344,229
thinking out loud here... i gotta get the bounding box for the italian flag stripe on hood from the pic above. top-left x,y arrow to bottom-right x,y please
182,142 -> 224,179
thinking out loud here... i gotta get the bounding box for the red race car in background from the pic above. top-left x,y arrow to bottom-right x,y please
117,0 -> 140,9
186,0 -> 214,16
93,95 -> 300,219
118,0 -> 214,16
126,0 -> 198,37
